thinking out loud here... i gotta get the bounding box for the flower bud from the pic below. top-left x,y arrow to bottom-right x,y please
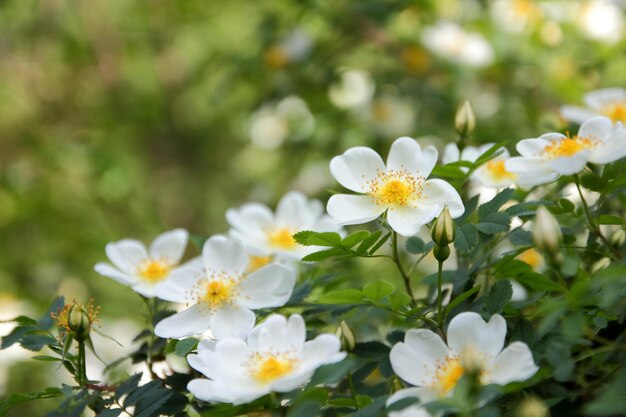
67,304 -> 91,341
455,100 -> 475,136
533,206 -> 562,255
335,320 -> 356,352
433,245 -> 450,262
609,229 -> 625,248
590,257 -> 611,274
516,396 -> 549,417
431,206 -> 456,246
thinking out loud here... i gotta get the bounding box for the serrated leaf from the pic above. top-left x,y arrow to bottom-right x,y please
476,212 -> 510,235
508,228 -> 533,246
369,231 -> 391,255
363,280 -> 395,301
316,289 -> 363,305
20,334 -> 57,351
301,247 -> 349,262
342,231 -> 371,248
454,223 -> 478,254
293,231 -> 342,246
456,195 -> 479,224
175,338 -> 198,357
0,387 -> 62,415
115,373 -> 142,400
485,281 -> 513,314
478,188 -> 514,220
444,286 -> 481,317
1,325 -> 37,350
356,230 -> 382,254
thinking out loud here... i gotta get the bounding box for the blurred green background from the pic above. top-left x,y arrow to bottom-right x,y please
0,0 -> 624,411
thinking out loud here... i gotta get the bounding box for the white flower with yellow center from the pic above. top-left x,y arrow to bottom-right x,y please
226,191 -> 343,260
505,116 -> 626,186
388,312 -> 538,410
327,137 -> 464,236
186,314 -> 346,404
443,143 -> 520,188
94,229 -> 193,298
153,235 -> 295,340
561,88 -> 626,125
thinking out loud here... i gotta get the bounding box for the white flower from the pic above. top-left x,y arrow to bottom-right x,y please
249,96 -> 315,150
94,229 -> 193,298
577,0 -> 624,44
328,69 -> 375,109
360,93 -> 416,138
443,143 -> 521,188
389,312 -> 538,408
505,116 -> 626,186
421,21 -> 494,68
328,137 -> 464,236
227,191 -> 343,260
186,314 -> 346,404
153,235 -> 295,340
561,87 -> 626,125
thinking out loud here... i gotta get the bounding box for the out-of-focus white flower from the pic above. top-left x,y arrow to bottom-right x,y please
578,0 -> 624,43
0,295 -> 35,395
327,137 -> 464,236
421,21 -> 495,68
227,191 -> 343,260
506,116 -> 626,186
329,69 -> 375,109
186,314 -> 346,404
94,229 -> 194,298
360,92 -> 416,138
491,0 -> 543,33
388,312 -> 538,408
265,29 -> 313,69
443,143 -> 521,189
511,280 -> 529,302
533,206 -> 562,255
154,236 -> 295,340
561,87 -> 626,125
249,96 -> 315,150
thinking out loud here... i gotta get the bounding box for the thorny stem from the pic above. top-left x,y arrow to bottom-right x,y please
391,231 -> 415,302
573,174 -> 620,259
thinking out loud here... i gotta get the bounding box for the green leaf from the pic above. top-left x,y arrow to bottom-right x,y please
456,195 -> 479,224
39,296 -> 65,330
20,334 -> 57,351
474,142 -> 508,167
293,231 -> 342,246
517,273 -> 565,292
301,247 -> 349,262
454,223 -> 478,254
0,387 -> 62,416
368,231 -> 391,255
190,235 -> 208,250
597,214 -> 623,225
175,338 -> 198,357
580,172 -> 607,192
307,358 -> 356,386
316,289 -> 364,305
356,230 -> 382,254
476,212 -> 510,235
1,325 -> 37,350
509,228 -> 533,246
485,280 -> 513,314
444,286 -> 481,317
478,188 -> 514,220
363,280 -> 396,301
431,164 -> 466,179
389,292 -> 412,308
115,373 -> 142,400
405,236 -> 426,254
32,355 -> 61,362
342,231 -> 371,248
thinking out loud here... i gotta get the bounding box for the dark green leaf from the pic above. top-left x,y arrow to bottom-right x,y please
301,247 -> 349,262
485,281 -> 513,314
20,334 -> 57,351
307,358 -> 356,386
454,223 -> 478,254
476,212 -> 510,235
0,387 -> 62,416
356,230 -> 382,254
175,338 -> 198,357
405,236 -> 425,254
368,231 -> 391,255
444,286 -> 481,317
39,296 -> 65,330
478,188 -> 514,220
96,410 -> 122,417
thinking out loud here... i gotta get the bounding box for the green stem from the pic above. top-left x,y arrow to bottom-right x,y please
77,340 -> 87,386
347,372 -> 359,409
391,231 -> 415,301
437,261 -> 444,331
574,174 -> 619,258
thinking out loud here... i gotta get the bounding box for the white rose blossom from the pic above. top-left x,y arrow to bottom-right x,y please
227,191 -> 343,261
561,87 -> 626,125
94,229 -> 195,298
505,116 -> 626,186
153,235 -> 295,340
388,312 -> 538,415
327,137 -> 464,236
186,314 -> 346,405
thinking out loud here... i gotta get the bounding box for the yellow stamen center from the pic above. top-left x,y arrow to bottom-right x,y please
543,136 -> 595,158
200,280 -> 233,309
603,103 -> 626,123
138,260 -> 171,283
268,228 -> 297,249
252,355 -> 295,383
367,170 -> 422,207
485,160 -> 517,181
517,248 -> 544,271
434,357 -> 464,394
248,255 -> 273,272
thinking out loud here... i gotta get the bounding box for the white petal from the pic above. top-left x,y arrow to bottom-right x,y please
547,151 -> 590,175
387,137 -> 438,178
387,205 -> 440,237
584,87 -> 626,110
515,138 -> 551,157
560,105 -> 599,124
130,283 -> 157,298
390,329 -> 448,387
187,378 -> 267,405
387,387 -> 436,417
275,191 -> 323,228
326,194 -> 386,225
442,143 -> 460,164
515,169 -> 560,188
210,304 -> 256,340
202,235 -> 249,275
269,369 -> 315,393
330,146 -> 386,193
505,156 -> 548,174
154,305 -> 210,339
154,266 -> 204,303
589,131 -> 626,164
488,342 -> 539,385
149,229 -> 189,265
420,179 -> 464,218
191,338 -> 250,381
247,314 -> 289,352
510,281 -> 528,302
105,239 -> 148,274
226,203 -> 274,233
300,334 -> 346,370
447,312 -> 506,360
578,116 -> 614,141
94,263 -> 137,286
238,264 -> 295,309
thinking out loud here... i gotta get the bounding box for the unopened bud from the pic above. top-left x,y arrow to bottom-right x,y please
533,206 -> 562,255
516,396 -> 549,417
432,206 -> 456,246
455,100 -> 475,136
590,257 -> 611,274
335,321 -> 356,352
68,304 -> 91,341
609,229 -> 625,248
